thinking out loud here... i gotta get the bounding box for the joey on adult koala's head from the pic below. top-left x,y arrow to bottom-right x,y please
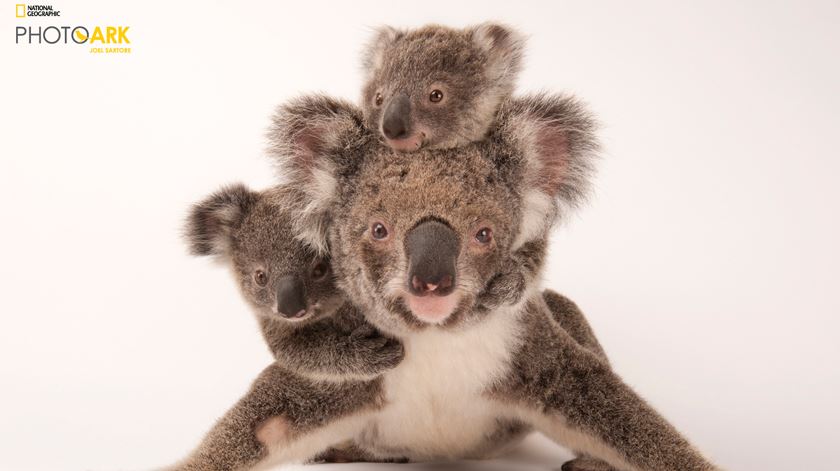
361,22 -> 525,152
184,184 -> 342,323
271,93 -> 598,336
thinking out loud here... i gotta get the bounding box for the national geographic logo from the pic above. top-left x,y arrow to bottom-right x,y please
16,4 -> 60,17
14,4 -> 132,54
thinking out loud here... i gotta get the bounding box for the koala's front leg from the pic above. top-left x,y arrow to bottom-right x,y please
495,304 -> 718,471
540,291 -> 614,470
164,363 -> 381,471
261,307 -> 404,380
542,290 -> 609,363
274,321 -> 404,380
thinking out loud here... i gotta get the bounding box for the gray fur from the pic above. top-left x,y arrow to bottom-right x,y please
543,290 -> 608,363
184,184 -> 403,378
360,23 -> 525,150
164,92 -> 717,471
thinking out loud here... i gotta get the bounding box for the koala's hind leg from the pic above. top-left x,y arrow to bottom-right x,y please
495,304 -> 718,471
164,363 -> 381,471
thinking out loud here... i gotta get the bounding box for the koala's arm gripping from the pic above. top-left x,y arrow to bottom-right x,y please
495,303 -> 718,471
476,239 -> 546,310
476,237 -> 608,363
162,363 -> 379,471
261,315 -> 404,380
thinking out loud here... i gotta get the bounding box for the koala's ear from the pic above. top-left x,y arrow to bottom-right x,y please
361,25 -> 403,73
184,183 -> 259,258
267,94 -> 368,254
497,93 -> 599,247
469,22 -> 526,93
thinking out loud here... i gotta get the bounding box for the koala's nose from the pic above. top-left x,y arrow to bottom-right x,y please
411,273 -> 453,295
276,275 -> 307,318
405,219 -> 459,297
382,93 -> 411,140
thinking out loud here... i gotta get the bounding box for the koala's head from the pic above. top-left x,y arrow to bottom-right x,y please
360,22 -> 524,153
184,184 -> 342,323
330,145 -> 524,332
271,93 -> 597,335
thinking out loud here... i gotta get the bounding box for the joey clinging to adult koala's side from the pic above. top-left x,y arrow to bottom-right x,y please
184,183 -> 403,379
361,22 -> 524,151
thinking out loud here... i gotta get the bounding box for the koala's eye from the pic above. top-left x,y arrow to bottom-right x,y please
254,270 -> 268,287
429,90 -> 444,103
375,93 -> 384,106
311,261 -> 329,280
475,227 -> 493,245
371,222 -> 389,241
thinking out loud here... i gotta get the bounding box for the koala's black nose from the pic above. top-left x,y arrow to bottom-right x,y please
405,219 -> 458,297
276,275 -> 307,318
382,93 -> 411,140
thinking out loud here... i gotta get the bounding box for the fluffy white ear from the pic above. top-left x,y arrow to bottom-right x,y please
184,183 -> 259,258
469,22 -> 526,94
267,94 -> 368,254
361,25 -> 403,75
497,93 -> 600,248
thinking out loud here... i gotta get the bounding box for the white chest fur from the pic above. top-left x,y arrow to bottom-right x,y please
356,308 -> 524,460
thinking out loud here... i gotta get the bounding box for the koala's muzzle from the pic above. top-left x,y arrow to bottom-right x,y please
405,220 -> 458,297
276,275 -> 307,318
382,93 -> 411,140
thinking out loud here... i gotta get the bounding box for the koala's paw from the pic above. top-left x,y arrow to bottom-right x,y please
561,457 -> 617,471
348,325 -> 405,373
477,267 -> 526,310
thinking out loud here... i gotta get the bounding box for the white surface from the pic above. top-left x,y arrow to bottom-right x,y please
1,1 -> 839,470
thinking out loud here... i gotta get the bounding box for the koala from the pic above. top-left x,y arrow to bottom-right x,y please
361,22 -> 524,152
265,95 -> 606,471
183,183 -> 404,379
165,94 -> 719,471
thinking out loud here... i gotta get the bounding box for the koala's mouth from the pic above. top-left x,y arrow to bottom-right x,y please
403,291 -> 461,324
270,302 -> 321,322
385,131 -> 425,152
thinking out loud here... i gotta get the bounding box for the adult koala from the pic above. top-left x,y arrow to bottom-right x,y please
166,95 -> 717,471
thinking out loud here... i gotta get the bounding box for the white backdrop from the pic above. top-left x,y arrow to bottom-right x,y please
2,1 -> 839,470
